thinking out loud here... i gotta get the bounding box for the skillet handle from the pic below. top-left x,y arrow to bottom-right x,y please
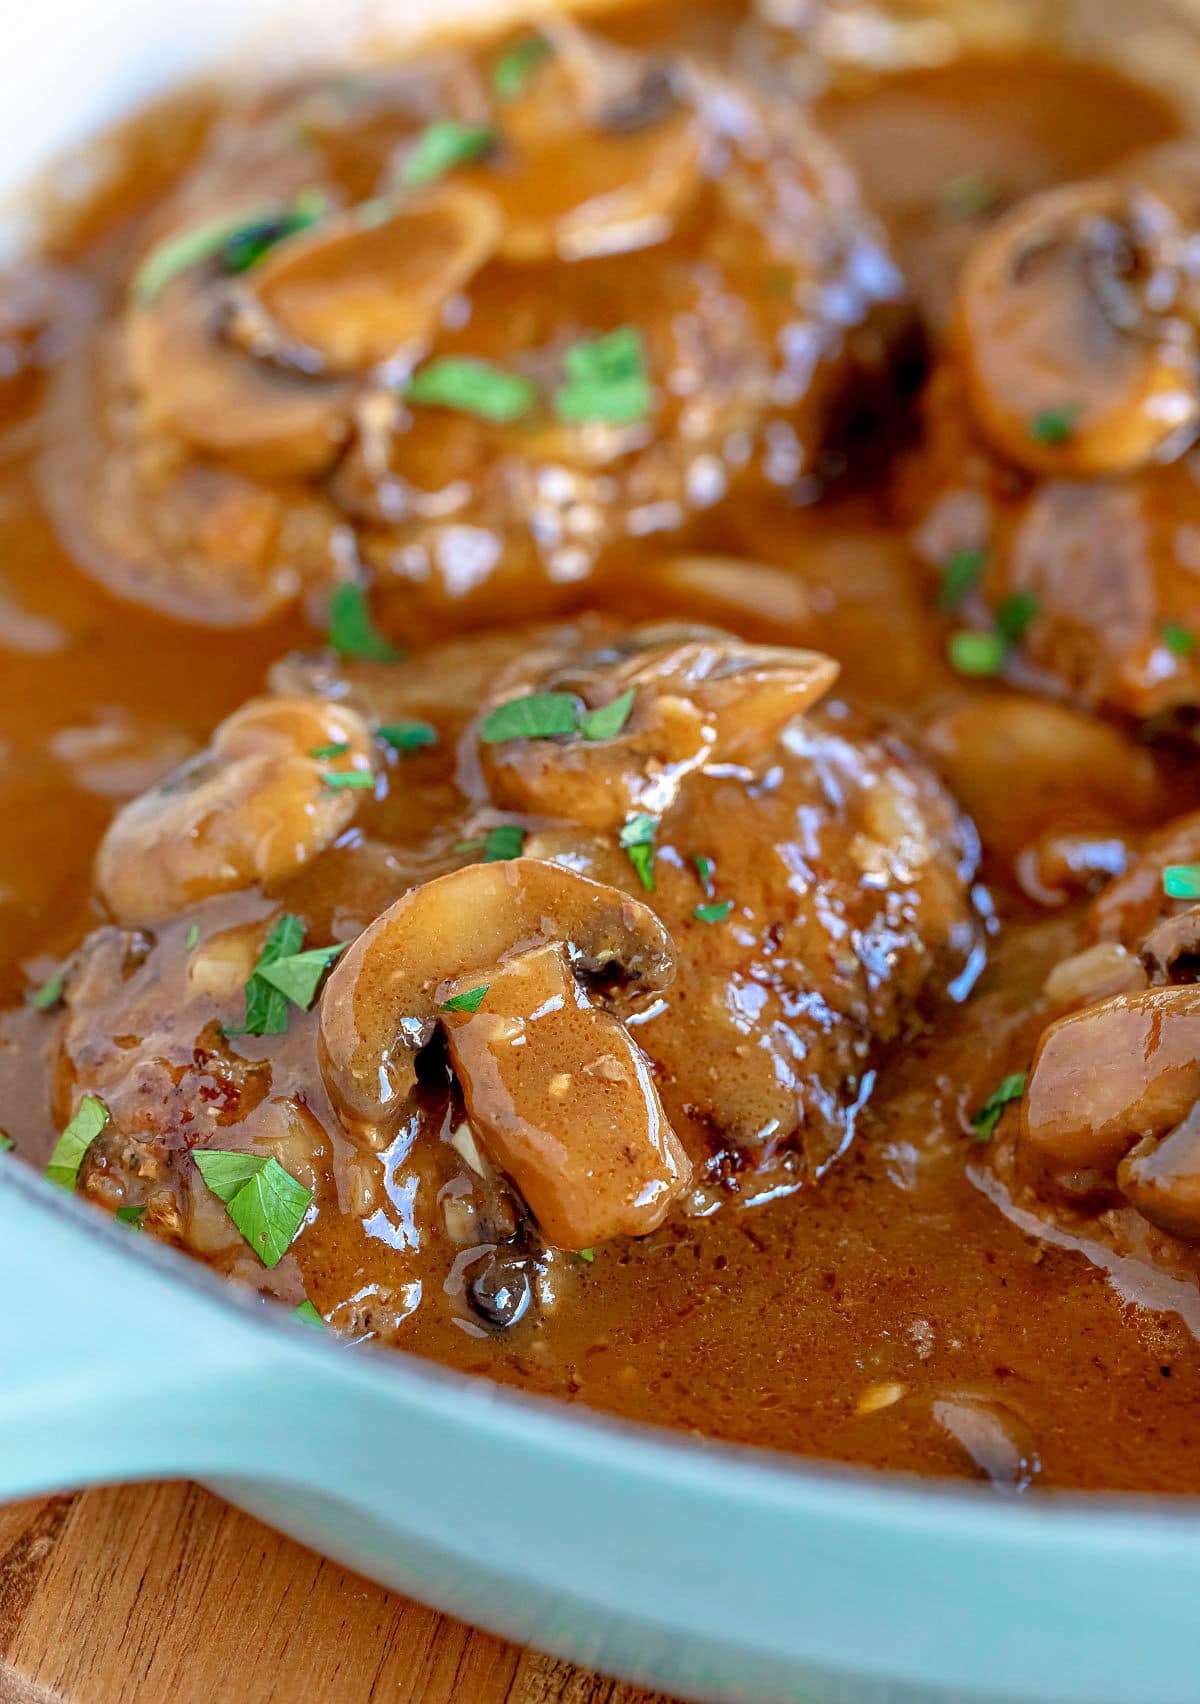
0,1167 -> 297,1501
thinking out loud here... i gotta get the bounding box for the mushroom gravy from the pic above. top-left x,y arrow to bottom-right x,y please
4,1 -> 1200,1493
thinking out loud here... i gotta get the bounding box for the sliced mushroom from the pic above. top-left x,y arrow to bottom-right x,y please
482,627 -> 839,831
319,857 -> 688,1248
1141,905 -> 1200,986
1021,985 -> 1200,1174
954,180 -> 1200,477
225,188 -> 503,375
96,695 -> 374,925
1117,1103 -> 1200,1242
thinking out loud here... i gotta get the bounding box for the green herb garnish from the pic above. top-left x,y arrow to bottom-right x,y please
321,769 -> 374,791
294,1298 -> 326,1328
1029,404 -> 1081,446
937,547 -> 986,613
995,589 -> 1039,644
555,326 -> 651,426
1163,863 -> 1200,899
492,31 -> 552,100
694,899 -> 734,924
192,1150 -> 313,1268
185,924 -> 200,952
31,968 -> 65,1011
231,914 -> 306,1038
116,1204 -> 146,1229
575,1247 -> 595,1263
620,814 -> 657,893
327,583 -> 402,662
309,740 -> 350,760
694,854 -> 715,895
971,1072 -> 1027,1142
485,823 -> 525,861
406,357 -> 537,424
579,688 -> 636,741
480,692 -> 583,742
942,174 -> 1000,219
0,1133 -> 14,1153
218,188 -> 327,273
440,984 -> 489,1015
377,720 -> 437,753
1162,623 -> 1196,658
401,121 -> 497,187
131,190 -> 325,302
46,1095 -> 109,1192
948,630 -> 1007,678
257,942 -> 347,1012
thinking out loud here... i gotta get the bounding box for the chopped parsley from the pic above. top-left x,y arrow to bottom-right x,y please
229,914 -> 306,1037
31,967 -> 65,1011
0,1133 -> 14,1153
327,583 -> 402,662
555,326 -> 651,426
694,854 -> 715,895
480,692 -> 583,742
406,357 -> 537,424
995,589 -> 1039,644
492,31 -> 552,100
185,924 -> 200,952
971,1072 -> 1027,1142
116,1204 -> 146,1229
192,1149 -> 312,1268
620,813 -> 657,893
575,1247 -> 595,1263
485,823 -> 525,861
294,1298 -> 326,1328
401,121 -> 497,187
937,547 -> 986,613
377,720 -> 437,753
46,1095 -> 109,1192
942,174 -> 1000,220
1162,622 -> 1196,658
948,630 -> 1007,678
1029,404 -> 1081,446
309,740 -> 350,760
579,687 -> 636,740
694,899 -> 734,924
256,941 -> 348,1012
320,769 -> 375,791
1163,863 -> 1200,900
440,984 -> 489,1015
131,189 -> 326,302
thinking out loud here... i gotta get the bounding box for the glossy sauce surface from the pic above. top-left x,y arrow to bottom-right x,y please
4,3 -> 1200,1495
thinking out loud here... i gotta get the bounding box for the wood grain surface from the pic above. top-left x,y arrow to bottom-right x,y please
0,1485 -> 685,1704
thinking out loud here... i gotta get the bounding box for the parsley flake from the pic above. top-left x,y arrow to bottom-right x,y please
995,589 -> 1039,644
294,1298 -> 326,1328
327,583 -> 402,662
377,720 -> 437,754
1029,404 -> 1081,446
948,630 -> 1007,678
185,924 -> 200,952
1162,622 -> 1196,658
321,769 -> 374,791
555,326 -> 651,426
256,941 -> 348,1012
575,1247 -> 595,1263
440,984 -> 489,1015
620,814 -> 657,892
401,121 -> 497,188
942,174 -> 1000,219
480,692 -> 582,742
131,190 -> 326,302
0,1133 -> 14,1153
694,854 -> 715,895
309,740 -> 350,760
971,1072 -> 1027,1142
116,1204 -> 146,1229
406,357 -> 537,424
230,914 -> 306,1038
1163,863 -> 1200,900
695,899 -> 734,924
579,687 -> 636,741
493,31 -> 552,100
46,1095 -> 109,1192
32,968 -> 65,1011
193,1149 -> 313,1268
937,547 -> 986,613
485,823 -> 526,861
219,189 -> 327,273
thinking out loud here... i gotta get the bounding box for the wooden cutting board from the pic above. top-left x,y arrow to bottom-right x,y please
0,1484 -> 685,1704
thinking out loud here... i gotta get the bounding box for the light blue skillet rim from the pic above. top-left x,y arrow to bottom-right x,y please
2,1158 -> 1199,1704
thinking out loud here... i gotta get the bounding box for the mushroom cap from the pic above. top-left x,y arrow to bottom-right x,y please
954,179 -> 1200,477
318,856 -> 676,1128
96,695 -> 373,925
